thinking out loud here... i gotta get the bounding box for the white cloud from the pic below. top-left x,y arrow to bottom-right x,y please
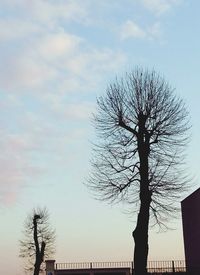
120,20 -> 146,40
120,20 -> 161,41
0,0 -> 126,94
0,1 -> 88,42
141,0 -> 181,15
0,25 -> 125,94
36,32 -> 82,61
30,0 -> 89,26
0,18 -> 41,41
1,0 -> 89,25
0,0 -> 128,206
66,48 -> 126,77
0,53 -> 57,91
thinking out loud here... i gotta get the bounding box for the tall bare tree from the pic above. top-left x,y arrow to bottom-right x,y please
20,207 -> 55,275
87,68 -> 190,275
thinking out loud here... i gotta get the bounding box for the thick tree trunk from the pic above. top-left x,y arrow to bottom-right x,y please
132,192 -> 151,275
132,112 -> 152,275
33,262 -> 41,275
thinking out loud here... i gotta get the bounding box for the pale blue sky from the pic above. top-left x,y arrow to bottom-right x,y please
0,1 -> 200,274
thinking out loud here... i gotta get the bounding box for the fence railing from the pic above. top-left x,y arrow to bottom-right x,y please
147,260 -> 186,273
56,261 -> 133,270
55,260 -> 186,272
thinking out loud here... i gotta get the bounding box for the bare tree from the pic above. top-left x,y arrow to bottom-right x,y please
87,68 -> 190,275
20,207 -> 55,275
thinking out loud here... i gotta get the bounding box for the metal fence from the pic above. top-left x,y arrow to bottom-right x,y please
55,260 -> 186,273
147,260 -> 186,273
56,261 -> 133,270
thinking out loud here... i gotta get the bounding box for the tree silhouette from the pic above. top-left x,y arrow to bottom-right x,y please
20,207 -> 55,275
87,68 -> 190,275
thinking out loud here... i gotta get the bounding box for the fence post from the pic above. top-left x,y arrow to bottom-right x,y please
172,261 -> 175,273
131,261 -> 134,275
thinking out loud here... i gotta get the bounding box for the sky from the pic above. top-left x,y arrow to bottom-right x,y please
0,0 -> 200,274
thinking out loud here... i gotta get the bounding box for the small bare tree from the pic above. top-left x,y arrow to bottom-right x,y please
20,207 -> 55,275
87,68 -> 190,275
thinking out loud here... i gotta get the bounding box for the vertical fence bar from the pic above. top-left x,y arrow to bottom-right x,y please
172,260 -> 175,273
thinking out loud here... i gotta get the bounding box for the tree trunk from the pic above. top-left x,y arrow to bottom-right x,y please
132,112 -> 151,275
132,192 -> 151,275
33,242 -> 45,275
33,260 -> 41,275
33,214 -> 46,275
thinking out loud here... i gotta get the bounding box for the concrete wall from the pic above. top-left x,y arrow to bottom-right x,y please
181,188 -> 200,272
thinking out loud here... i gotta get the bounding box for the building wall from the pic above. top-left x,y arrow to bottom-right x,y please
181,188 -> 200,271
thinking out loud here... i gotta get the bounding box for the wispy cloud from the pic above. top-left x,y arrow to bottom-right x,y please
120,20 -> 146,40
140,0 -> 181,16
1,0 -> 89,24
0,132 -> 44,205
0,33 -> 125,94
0,18 -> 41,42
0,1 -> 127,205
120,20 -> 161,40
0,94 -> 95,205
0,5 -> 125,94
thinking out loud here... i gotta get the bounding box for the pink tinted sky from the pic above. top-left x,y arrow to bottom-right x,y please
0,1 -> 200,274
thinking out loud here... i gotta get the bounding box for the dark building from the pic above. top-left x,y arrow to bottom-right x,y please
181,187 -> 200,273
